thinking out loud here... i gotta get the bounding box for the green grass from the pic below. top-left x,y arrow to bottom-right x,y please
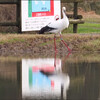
63,22 -> 100,34
0,37 -> 25,44
78,22 -> 100,33
81,22 -> 100,27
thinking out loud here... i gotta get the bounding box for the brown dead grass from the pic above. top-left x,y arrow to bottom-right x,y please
78,7 -> 100,19
0,34 -> 100,57
0,34 -> 53,43
67,7 -> 100,19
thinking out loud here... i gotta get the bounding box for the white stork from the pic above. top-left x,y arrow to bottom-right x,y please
39,7 -> 71,52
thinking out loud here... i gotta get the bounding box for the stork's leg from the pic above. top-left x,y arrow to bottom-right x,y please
54,49 -> 57,67
54,34 -> 57,52
60,34 -> 71,52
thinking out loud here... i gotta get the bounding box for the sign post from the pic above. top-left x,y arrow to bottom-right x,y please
21,0 -> 61,32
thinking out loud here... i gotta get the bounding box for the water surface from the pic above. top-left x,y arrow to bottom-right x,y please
0,53 -> 100,100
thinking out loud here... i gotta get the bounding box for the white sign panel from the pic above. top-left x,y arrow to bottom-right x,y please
21,0 -> 61,31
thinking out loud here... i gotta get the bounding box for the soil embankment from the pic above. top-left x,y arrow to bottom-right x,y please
0,34 -> 100,57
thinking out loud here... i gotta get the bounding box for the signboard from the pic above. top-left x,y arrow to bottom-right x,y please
21,0 -> 61,31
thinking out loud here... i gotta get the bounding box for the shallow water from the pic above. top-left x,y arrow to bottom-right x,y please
0,53 -> 100,100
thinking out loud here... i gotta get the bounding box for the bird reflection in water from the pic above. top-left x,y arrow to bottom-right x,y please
22,52 -> 71,100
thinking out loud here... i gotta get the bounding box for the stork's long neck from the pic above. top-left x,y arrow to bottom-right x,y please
62,9 -> 69,27
62,10 -> 66,19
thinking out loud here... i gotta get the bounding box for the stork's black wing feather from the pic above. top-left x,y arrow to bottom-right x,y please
39,26 -> 56,34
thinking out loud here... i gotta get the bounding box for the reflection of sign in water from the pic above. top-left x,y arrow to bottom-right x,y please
29,69 -> 54,88
28,0 -> 54,17
22,58 -> 70,99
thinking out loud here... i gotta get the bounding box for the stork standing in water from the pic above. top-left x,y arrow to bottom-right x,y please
39,7 -> 71,52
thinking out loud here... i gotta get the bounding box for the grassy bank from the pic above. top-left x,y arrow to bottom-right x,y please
0,34 -> 100,57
